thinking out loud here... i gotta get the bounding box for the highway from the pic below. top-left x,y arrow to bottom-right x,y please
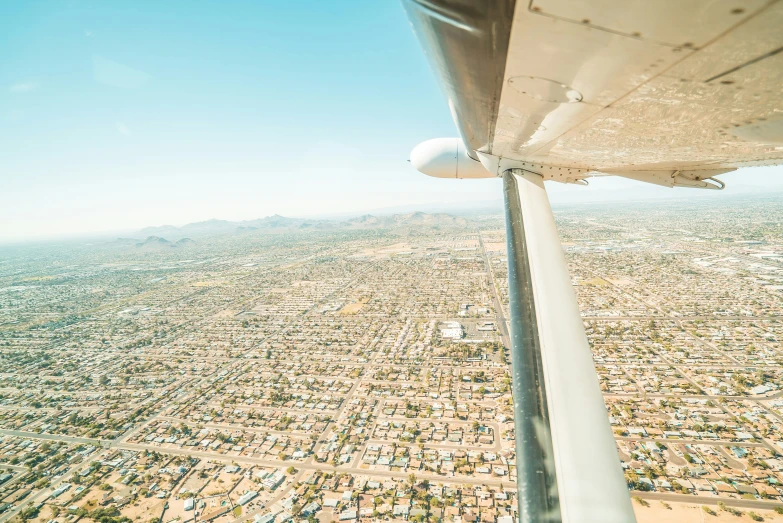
0,430 -> 511,492
4,421 -> 783,512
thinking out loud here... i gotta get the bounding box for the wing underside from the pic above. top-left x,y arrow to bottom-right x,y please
404,0 -> 783,180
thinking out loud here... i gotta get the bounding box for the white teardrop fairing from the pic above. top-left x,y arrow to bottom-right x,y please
410,138 -> 495,179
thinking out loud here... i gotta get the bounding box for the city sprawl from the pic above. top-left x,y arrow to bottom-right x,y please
1,196 -> 782,523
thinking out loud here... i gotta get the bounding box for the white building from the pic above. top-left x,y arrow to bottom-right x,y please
441,327 -> 464,339
262,471 -> 285,490
238,491 -> 258,506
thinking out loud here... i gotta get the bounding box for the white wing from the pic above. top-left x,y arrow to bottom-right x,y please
404,0 -> 783,185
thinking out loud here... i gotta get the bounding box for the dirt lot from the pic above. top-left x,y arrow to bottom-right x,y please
634,500 -> 783,522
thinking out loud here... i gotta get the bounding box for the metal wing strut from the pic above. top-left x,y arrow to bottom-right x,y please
503,170 -> 636,522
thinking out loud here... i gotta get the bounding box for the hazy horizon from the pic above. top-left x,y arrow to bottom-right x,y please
3,176 -> 783,247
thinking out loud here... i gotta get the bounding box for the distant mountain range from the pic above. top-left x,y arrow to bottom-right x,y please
112,236 -> 196,250
138,215 -> 325,238
135,236 -> 195,250
135,212 -> 468,239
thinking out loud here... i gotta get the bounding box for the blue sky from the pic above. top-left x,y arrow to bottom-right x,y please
2,1 -> 782,242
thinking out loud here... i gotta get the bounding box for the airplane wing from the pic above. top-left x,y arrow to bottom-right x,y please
404,0 -> 783,186
402,2 -> 783,522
